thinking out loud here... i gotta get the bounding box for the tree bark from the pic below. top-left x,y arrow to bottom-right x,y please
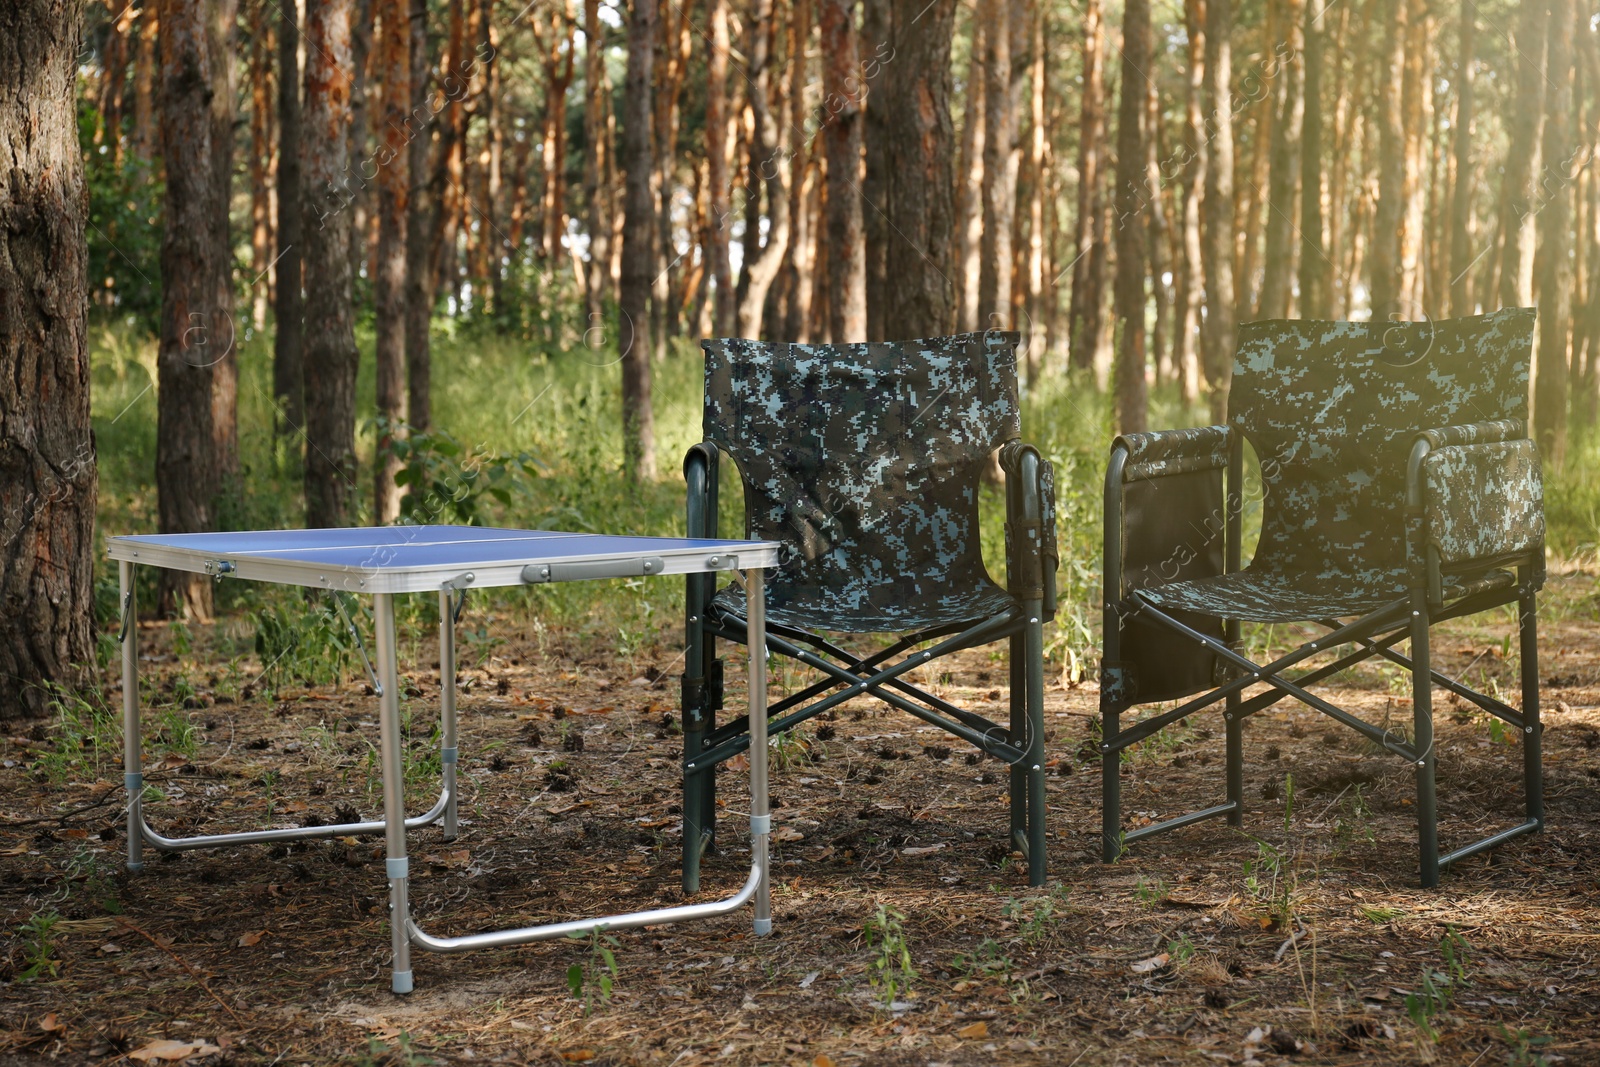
1446,0 -> 1475,316
779,0 -> 814,341
1068,0 -> 1106,372
1298,0 -> 1328,318
620,0 -> 656,478
403,0 -> 432,431
822,0 -> 866,341
0,0 -> 96,720
976,0 -> 1013,329
880,0 -> 958,338
735,0 -> 791,337
1171,0 -> 1205,401
1199,0 -> 1235,420
1499,0 -> 1547,310
373,0 -> 409,524
954,6 -> 984,333
1112,0 -> 1149,434
861,0 -> 890,339
133,6 -> 158,159
703,0 -> 733,334
275,0 -> 304,442
584,0 -> 614,324
1257,0 -> 1302,319
1534,0 -> 1574,466
248,7 -> 274,330
156,0 -> 238,619
302,0 -> 361,528
1143,51 -> 1171,381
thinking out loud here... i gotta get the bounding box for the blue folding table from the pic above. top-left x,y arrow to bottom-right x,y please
107,526 -> 781,993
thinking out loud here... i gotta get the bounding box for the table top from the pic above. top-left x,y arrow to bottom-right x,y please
107,526 -> 782,594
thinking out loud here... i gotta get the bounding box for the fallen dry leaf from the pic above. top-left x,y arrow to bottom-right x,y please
237,930 -> 266,947
901,844 -> 945,856
772,826 -> 804,842
956,1021 -> 989,1039
1,841 -> 30,856
1131,952 -> 1170,974
559,1050 -> 595,1063
128,1039 -> 222,1062
38,1013 -> 62,1032
812,1056 -> 837,1067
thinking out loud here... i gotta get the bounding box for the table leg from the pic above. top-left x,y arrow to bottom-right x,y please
438,589 -> 459,841
375,593 -> 413,993
120,561 -> 144,873
746,569 -> 771,936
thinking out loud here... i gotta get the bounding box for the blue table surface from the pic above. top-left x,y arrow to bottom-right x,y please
110,526 -> 775,570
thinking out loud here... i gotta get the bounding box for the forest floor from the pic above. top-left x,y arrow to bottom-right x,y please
3,562 -> 1599,1067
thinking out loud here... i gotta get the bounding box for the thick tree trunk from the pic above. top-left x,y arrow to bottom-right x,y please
1446,0 -> 1475,316
274,0 -> 304,442
302,0 -> 360,528
1397,0 -> 1431,317
822,0 -> 866,341
249,10 -> 274,330
620,0 -> 656,478
976,0 -> 1013,329
584,0 -> 614,324
703,0 -> 733,334
1500,0 -> 1547,310
1368,0 -> 1407,320
1068,0 -> 1106,372
1171,0 -> 1205,402
1534,0 -> 1574,466
373,0 -> 409,524
156,0 -> 238,619
0,0 -> 96,720
346,0 -> 373,285
880,0 -> 957,338
1112,0 -> 1149,434
1298,0 -> 1328,318
1257,0 -> 1302,319
954,8 -> 985,333
1199,0 -> 1235,420
650,0 -> 688,351
404,0 -> 432,431
779,0 -> 814,341
860,0 -> 890,339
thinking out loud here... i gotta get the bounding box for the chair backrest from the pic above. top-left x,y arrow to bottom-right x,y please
701,333 -> 1021,627
1230,308 -> 1536,579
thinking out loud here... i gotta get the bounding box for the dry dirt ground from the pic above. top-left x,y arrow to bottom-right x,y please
3,563 -> 1599,1066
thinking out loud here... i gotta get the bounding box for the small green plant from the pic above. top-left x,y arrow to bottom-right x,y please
157,705 -> 199,759
251,594 -> 359,690
1242,837 -> 1296,926
1405,926 -> 1472,1045
1282,772 -> 1295,831
31,682 -> 118,785
1501,1026 -> 1553,1067
565,927 -> 620,1015
1359,904 -> 1404,923
379,419 -> 542,526
64,845 -> 121,914
15,910 -> 63,983
951,937 -> 1013,979
1167,933 -> 1197,966
1134,874 -> 1168,907
864,903 -> 917,1008
355,1031 -> 434,1067
1002,884 -> 1069,943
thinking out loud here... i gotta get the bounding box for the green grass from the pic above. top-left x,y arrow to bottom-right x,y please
87,312 -> 1600,674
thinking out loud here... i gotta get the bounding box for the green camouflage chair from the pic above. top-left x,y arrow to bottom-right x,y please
682,332 -> 1057,890
1099,309 -> 1545,887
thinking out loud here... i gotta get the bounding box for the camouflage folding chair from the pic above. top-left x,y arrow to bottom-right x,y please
681,332 -> 1057,890
1099,309 -> 1545,887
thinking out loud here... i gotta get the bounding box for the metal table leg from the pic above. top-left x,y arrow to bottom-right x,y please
747,568 -> 771,936
120,561 -> 144,873
375,592 -> 413,993
438,588 -> 459,840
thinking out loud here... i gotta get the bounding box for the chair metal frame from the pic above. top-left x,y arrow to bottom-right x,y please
1099,323 -> 1545,888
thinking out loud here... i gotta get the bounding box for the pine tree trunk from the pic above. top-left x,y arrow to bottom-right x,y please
780,0 -> 814,341
1143,58 -> 1172,381
1112,0 -> 1149,434
881,0 -> 957,338
156,0 -> 238,619
274,0 -> 304,442
620,0 -> 656,478
1298,0 -> 1328,318
403,0 -> 432,432
1500,0 -> 1547,309
1535,0 -> 1574,465
346,0 -> 373,285
1022,0 -> 1046,372
302,0 -> 360,528
249,9 -> 274,331
1368,0 -> 1407,320
133,7 -> 157,159
1257,0 -> 1302,319
373,0 -> 410,524
704,0 -> 733,334
954,6 -> 984,333
0,0 -> 96,721
1397,0 -> 1431,316
1068,0 -> 1105,371
584,0 -> 614,324
976,0 -> 1013,329
735,0 -> 791,337
1171,0 -> 1204,402
861,0 -> 890,339
1446,0 -> 1475,316
1199,0 -> 1235,420
821,0 -> 866,341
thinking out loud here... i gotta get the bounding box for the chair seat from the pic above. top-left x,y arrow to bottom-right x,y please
1139,566 -> 1516,623
711,578 -> 1018,634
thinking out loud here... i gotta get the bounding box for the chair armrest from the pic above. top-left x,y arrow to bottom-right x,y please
1001,441 -> 1057,616
1113,425 -> 1232,482
1405,426 -> 1544,601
